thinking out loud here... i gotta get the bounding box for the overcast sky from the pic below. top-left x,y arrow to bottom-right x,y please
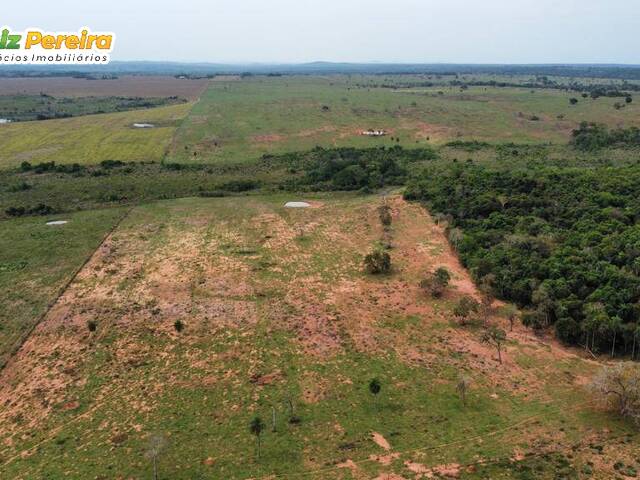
5,0 -> 639,64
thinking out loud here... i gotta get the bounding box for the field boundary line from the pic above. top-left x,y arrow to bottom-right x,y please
162,79 -> 212,162
0,206 -> 133,372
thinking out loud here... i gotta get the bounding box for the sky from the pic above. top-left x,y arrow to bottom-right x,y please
4,0 -> 640,64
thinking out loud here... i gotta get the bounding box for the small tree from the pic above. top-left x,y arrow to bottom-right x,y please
378,204 -> 392,227
569,97 -> 579,105
364,249 -> 391,274
453,296 -> 480,325
87,319 -> 98,332
419,267 -> 451,298
482,326 -> 507,364
456,375 -> 471,407
591,362 -> 640,424
249,416 -> 265,459
369,378 -> 381,407
173,319 -> 184,333
145,433 -> 168,480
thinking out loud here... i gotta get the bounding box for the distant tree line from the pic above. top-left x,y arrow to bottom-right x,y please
571,122 -> 640,151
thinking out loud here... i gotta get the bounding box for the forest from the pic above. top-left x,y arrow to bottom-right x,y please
405,159 -> 640,356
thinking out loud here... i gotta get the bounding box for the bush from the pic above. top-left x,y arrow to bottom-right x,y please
218,180 -> 260,192
87,320 -> 98,332
419,267 -> 451,297
364,249 -> 391,274
174,319 -> 185,332
100,160 -> 126,169
5,203 -> 56,217
454,296 -> 480,324
378,204 -> 392,226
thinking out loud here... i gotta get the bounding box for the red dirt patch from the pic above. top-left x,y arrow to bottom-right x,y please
372,432 -> 391,450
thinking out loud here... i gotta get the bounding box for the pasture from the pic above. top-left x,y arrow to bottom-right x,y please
1,72 -> 640,479
167,75 -> 640,164
0,102 -> 192,167
0,194 -> 635,479
0,207 -> 127,365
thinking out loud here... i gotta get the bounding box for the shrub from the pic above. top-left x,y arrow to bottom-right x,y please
364,249 -> 391,274
454,296 -> 480,324
87,320 -> 98,332
173,319 -> 184,332
419,267 -> 451,297
100,160 -> 126,169
218,180 -> 260,192
378,204 -> 392,226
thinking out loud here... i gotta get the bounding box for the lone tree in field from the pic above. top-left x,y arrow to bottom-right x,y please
145,433 -> 168,480
453,296 -> 480,325
591,362 -> 640,424
456,375 -> 471,407
249,416 -> 266,460
570,97 -> 579,105
173,319 -> 184,333
369,378 -> 382,407
364,249 -> 391,274
420,267 -> 451,298
482,326 -> 507,364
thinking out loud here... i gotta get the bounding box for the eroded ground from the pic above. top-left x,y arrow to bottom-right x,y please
0,194 -> 636,479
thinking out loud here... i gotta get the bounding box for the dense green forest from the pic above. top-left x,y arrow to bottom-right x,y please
405,161 -> 640,356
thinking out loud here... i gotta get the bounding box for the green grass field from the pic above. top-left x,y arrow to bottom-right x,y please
1,74 -> 640,479
167,76 -> 640,165
0,102 -> 192,168
0,194 -> 635,479
0,207 -> 127,365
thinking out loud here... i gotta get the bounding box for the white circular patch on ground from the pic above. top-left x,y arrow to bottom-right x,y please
284,202 -> 311,208
46,220 -> 68,226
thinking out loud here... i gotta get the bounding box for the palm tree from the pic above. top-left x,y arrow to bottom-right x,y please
250,416 -> 265,460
